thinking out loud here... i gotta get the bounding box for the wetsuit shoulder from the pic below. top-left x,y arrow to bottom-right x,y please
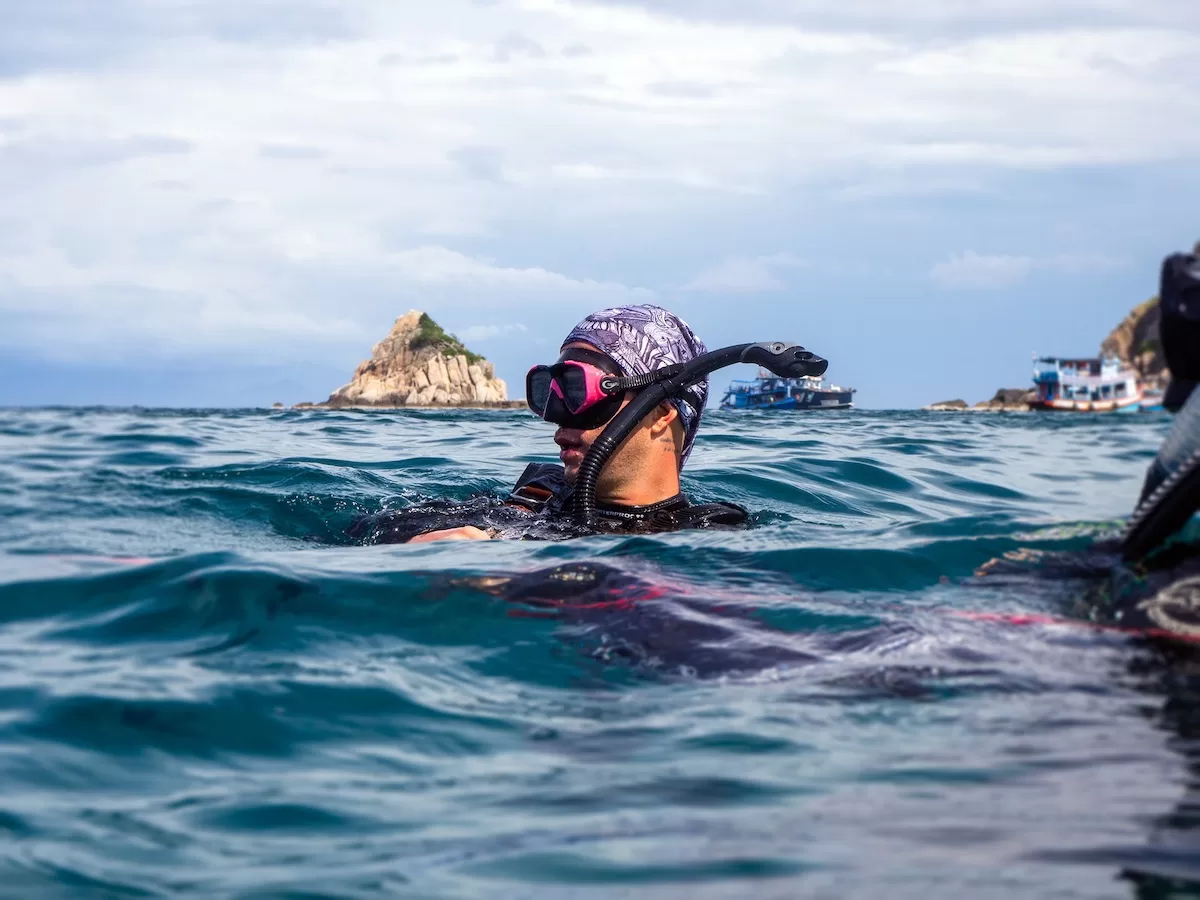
509,463 -> 570,512
674,501 -> 750,529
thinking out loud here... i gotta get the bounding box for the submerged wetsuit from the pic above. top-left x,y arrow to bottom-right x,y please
349,463 -> 749,545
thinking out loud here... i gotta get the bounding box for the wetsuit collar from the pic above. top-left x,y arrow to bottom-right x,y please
593,493 -> 689,522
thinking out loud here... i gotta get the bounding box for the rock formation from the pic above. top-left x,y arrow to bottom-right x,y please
321,310 -> 517,408
1100,297 -> 1166,388
923,399 -> 968,411
971,388 -> 1036,411
925,389 -> 1034,412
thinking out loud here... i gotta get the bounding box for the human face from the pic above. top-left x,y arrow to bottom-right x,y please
547,342 -> 683,499
553,397 -> 631,485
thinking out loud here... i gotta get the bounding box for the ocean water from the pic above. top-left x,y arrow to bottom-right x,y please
1,406 -> 1198,898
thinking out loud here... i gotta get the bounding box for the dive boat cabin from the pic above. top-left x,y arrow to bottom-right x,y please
720,371 -> 856,411
1030,356 -> 1142,412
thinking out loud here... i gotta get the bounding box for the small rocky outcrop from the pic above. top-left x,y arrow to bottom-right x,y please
972,388 -> 1036,411
923,399 -> 968,411
925,389 -> 1034,412
321,310 -> 516,408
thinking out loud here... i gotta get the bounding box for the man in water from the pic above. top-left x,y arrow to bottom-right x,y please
397,304 -> 746,543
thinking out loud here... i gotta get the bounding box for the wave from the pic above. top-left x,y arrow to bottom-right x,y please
0,407 -> 1192,895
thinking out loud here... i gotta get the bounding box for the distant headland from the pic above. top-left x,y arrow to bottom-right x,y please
924,296 -> 1166,412
294,310 -> 523,410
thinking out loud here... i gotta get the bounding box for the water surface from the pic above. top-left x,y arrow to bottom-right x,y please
0,407 -> 1195,898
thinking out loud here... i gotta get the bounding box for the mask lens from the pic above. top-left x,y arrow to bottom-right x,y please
526,367 -> 553,415
558,363 -> 592,411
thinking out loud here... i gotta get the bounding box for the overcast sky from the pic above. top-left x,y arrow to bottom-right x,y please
2,0 -> 1198,407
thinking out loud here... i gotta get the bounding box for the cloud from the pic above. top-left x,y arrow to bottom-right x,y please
492,33 -> 547,62
574,0 -> 1197,39
646,81 -> 717,99
457,323 -> 529,341
382,246 -> 653,296
447,145 -> 506,183
683,252 -> 809,293
0,135 -> 193,168
380,51 -> 461,66
0,236 -> 650,361
929,250 -> 1130,289
0,276 -> 365,365
259,144 -> 327,160
0,0 -> 361,76
0,0 -> 1195,396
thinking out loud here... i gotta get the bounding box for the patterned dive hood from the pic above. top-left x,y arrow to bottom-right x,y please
562,304 -> 708,466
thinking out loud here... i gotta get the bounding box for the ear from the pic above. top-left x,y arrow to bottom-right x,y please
648,402 -> 678,437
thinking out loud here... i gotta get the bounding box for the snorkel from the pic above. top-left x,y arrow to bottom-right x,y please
571,341 -> 828,529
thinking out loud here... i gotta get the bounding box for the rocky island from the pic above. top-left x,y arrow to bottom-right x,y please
1100,297 -> 1164,388
924,296 -> 1167,412
307,310 -> 522,409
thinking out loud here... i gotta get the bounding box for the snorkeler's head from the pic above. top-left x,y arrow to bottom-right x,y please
559,304 -> 709,465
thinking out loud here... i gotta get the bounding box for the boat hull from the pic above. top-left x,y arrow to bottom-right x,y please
1029,394 -> 1143,413
794,391 -> 855,410
1141,390 -> 1165,412
720,390 -> 854,411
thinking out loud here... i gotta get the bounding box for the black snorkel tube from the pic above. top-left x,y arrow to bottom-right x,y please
572,341 -> 828,529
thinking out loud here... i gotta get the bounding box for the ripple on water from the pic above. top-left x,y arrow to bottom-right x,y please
0,407 -> 1186,897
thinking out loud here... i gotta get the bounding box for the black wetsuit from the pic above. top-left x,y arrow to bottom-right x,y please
349,463 -> 749,545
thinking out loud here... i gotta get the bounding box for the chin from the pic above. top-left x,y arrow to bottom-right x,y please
563,465 -> 578,486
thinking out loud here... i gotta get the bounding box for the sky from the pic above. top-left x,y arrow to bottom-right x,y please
1,0 -> 1199,408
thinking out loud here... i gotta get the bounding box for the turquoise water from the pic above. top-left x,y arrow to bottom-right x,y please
2,407 -> 1198,898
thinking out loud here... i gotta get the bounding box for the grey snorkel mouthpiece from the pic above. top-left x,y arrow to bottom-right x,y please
571,341 -> 828,529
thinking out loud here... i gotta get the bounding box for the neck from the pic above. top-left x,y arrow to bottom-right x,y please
596,470 -> 681,508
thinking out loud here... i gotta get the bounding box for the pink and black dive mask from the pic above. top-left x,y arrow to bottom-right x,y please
526,347 -> 627,430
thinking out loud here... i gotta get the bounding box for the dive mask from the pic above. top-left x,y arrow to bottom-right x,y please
526,347 -> 626,430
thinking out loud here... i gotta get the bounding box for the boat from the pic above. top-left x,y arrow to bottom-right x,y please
1140,387 -> 1165,412
1029,356 -> 1143,412
719,370 -> 855,411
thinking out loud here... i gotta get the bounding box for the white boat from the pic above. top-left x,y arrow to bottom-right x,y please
1029,356 -> 1142,412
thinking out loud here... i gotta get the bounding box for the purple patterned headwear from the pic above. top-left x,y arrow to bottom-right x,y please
562,304 -> 708,466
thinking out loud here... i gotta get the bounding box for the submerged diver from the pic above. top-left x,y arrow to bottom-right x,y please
351,305 -> 826,544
